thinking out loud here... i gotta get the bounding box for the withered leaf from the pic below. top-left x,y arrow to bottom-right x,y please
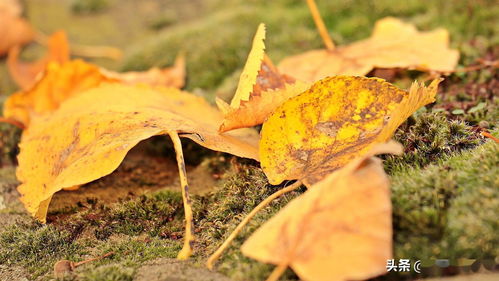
216,24 -> 309,132
0,1 -> 34,56
16,83 -> 259,222
242,143 -> 401,281
3,57 -> 187,128
8,31 -> 70,90
260,76 -> 441,185
278,17 -> 459,82
3,60 -> 116,127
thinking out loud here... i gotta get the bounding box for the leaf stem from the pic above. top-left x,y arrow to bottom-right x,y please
0,117 -> 25,130
73,251 -> 114,267
206,180 -> 303,269
169,131 -> 195,260
306,0 -> 335,51
265,262 -> 289,281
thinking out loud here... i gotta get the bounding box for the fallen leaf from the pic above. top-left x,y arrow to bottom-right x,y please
0,0 -> 21,17
3,60 -> 116,127
278,17 -> 459,82
242,142 -> 402,281
260,75 -> 441,185
216,24 -> 308,132
15,82 -> 259,222
0,1 -> 35,56
3,56 -> 187,127
8,30 -> 70,90
100,53 -> 186,88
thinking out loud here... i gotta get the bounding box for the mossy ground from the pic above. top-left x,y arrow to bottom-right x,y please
0,0 -> 498,280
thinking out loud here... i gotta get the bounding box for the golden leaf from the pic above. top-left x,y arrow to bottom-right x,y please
230,23 -> 266,108
217,24 -> 309,132
8,31 -> 70,90
3,60 -> 116,127
16,83 -> 259,223
278,17 -> 459,82
242,142 -> 401,281
0,2 -> 34,56
260,76 -> 441,185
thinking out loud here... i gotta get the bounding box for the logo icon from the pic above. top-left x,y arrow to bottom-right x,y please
413,260 -> 421,273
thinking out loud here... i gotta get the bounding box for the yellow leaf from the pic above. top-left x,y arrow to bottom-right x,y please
278,17 -> 459,82
16,83 -> 259,222
218,24 -> 308,132
8,30 -> 70,90
3,60 -> 116,127
242,142 -> 402,281
260,76 -> 441,185
229,23 -> 266,108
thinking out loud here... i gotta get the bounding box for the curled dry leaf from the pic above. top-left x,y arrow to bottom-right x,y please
216,23 -> 310,132
7,30 -> 184,91
260,76 -> 441,185
278,17 -> 459,82
0,0 -> 35,56
8,31 -> 70,90
3,60 -> 116,127
16,82 -> 259,222
242,142 -> 402,281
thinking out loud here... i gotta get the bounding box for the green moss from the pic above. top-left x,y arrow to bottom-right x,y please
71,0 -> 110,15
390,141 -> 498,267
80,264 -> 134,281
94,190 -> 184,239
96,237 -> 181,265
0,222 -> 87,277
193,164 -> 304,280
384,113 -> 483,174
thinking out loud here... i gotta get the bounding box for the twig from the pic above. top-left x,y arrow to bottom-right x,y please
206,180 -> 303,269
73,251 -> 115,267
306,0 -> 335,51
169,131 -> 195,260
53,251 -> 114,278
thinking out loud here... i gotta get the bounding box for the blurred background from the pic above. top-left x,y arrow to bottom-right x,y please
1,0 -> 497,99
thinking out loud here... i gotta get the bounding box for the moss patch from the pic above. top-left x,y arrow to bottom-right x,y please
384,112 -> 483,174
0,222 -> 88,277
391,141 -> 498,274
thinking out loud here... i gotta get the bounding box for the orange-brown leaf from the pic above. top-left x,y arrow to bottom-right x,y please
8,31 -> 70,89
278,17 -> 459,82
3,60 -> 116,127
242,143 -> 402,281
0,5 -> 34,56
